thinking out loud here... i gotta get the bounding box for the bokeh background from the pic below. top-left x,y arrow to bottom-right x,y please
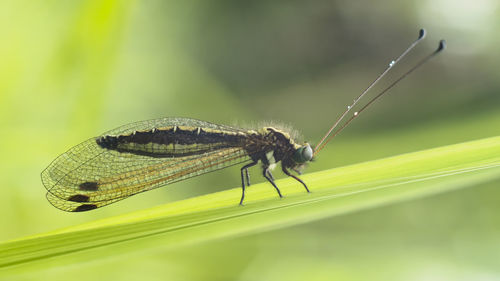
1,0 -> 499,280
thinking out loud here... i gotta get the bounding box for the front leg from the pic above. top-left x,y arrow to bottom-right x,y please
282,166 -> 310,193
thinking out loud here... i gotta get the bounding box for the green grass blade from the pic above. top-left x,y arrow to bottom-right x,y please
1,136 -> 499,275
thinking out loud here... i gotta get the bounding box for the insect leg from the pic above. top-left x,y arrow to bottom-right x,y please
245,168 -> 251,186
240,161 -> 258,205
263,168 -> 283,198
282,166 -> 310,193
266,169 -> 275,181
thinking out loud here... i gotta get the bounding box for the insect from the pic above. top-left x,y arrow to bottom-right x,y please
41,29 -> 445,212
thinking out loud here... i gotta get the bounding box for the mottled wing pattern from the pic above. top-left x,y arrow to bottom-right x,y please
46,192 -> 124,212
41,118 -> 253,212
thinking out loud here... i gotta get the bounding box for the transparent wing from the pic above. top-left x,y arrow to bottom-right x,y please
41,118 -> 253,212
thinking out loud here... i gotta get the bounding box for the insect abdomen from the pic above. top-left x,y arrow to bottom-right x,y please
97,126 -> 247,158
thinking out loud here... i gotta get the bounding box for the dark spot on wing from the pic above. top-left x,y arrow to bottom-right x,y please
79,181 -> 99,191
73,204 -> 98,212
68,194 -> 90,202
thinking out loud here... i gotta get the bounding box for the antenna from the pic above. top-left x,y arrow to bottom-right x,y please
313,30 -> 445,156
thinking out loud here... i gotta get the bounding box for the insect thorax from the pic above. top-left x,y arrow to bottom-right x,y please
244,127 -> 301,168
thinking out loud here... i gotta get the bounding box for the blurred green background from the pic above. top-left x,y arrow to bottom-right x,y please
1,0 -> 499,280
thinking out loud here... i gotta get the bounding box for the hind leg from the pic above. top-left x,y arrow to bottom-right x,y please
239,161 -> 258,205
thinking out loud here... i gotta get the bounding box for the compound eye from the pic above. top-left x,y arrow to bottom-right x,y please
302,144 -> 313,161
292,144 -> 314,164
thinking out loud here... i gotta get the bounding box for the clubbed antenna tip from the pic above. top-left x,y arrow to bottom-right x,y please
437,40 -> 446,52
418,28 -> 426,40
